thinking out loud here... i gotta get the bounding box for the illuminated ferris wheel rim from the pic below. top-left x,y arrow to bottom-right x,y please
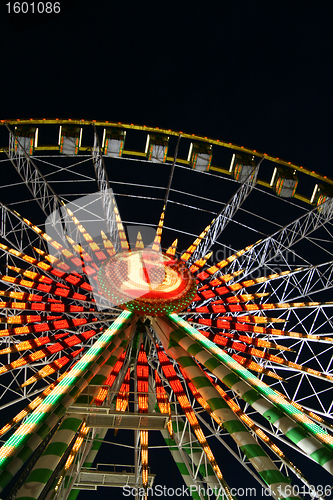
1,118 -> 333,206
2,117 -> 332,276
0,119 -> 332,500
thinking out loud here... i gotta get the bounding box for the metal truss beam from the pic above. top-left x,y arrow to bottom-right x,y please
5,125 -> 65,241
92,128 -> 121,253
0,201 -> 47,253
145,331 -> 225,496
255,260 -> 333,303
68,409 -> 169,430
72,465 -> 155,490
190,161 -> 261,263
227,202 -> 333,279
195,412 -> 268,491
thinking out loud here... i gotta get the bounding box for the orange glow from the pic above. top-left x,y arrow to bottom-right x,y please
137,345 -> 149,416
115,367 -> 130,412
21,349 -> 83,387
156,344 -> 223,480
94,352 -> 126,405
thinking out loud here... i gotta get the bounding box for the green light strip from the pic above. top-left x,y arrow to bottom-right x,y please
0,310 -> 133,471
169,313 -> 333,452
0,331 -> 130,493
156,319 -> 299,499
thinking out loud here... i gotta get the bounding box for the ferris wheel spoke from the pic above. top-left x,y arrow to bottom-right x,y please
188,161 -> 261,264
150,343 -> 234,498
0,312 -> 133,492
5,125 -> 66,241
225,204 -> 333,279
0,202 -> 47,254
166,315 -> 333,475
92,128 -> 122,254
249,262 -> 333,305
15,413 -> 85,500
153,317 -> 302,498
160,428 -> 210,499
276,261 -> 333,302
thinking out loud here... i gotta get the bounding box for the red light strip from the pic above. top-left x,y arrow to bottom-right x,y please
113,202 -> 130,251
0,371 -> 69,437
194,288 -> 268,303
155,371 -> 171,415
137,344 -> 149,412
140,429 -> 149,489
196,331 -> 282,379
194,269 -> 304,297
6,266 -> 69,287
192,316 -> 333,341
0,317 -> 97,338
152,211 -> 164,252
0,329 -> 100,375
64,422 -> 90,472
0,300 -> 95,314
0,290 -> 62,303
196,328 -> 290,351
21,348 -> 84,387
156,344 -> 223,480
115,367 -> 130,412
0,242 -> 70,276
155,371 -> 173,437
18,214 -> 98,276
180,222 -> 214,262
0,314 -> 47,325
189,252 -> 213,274
30,247 -> 70,272
165,239 -> 178,258
137,345 -> 149,488
217,315 -> 286,325
135,231 -> 145,250
0,274 -> 93,303
229,354 -> 282,380
64,207 -> 108,260
200,329 -> 290,362
93,352 -> 126,405
0,332 -> 78,354
32,247 -> 94,291
191,271 -> 244,301
179,367 -> 221,425
194,243 -> 257,281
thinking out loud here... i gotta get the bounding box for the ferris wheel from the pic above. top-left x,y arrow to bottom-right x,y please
0,119 -> 332,500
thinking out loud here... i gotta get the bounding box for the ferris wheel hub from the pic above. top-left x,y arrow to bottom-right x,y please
98,249 -> 197,316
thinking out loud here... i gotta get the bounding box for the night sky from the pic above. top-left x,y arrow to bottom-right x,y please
2,2 -> 333,499
2,2 -> 332,171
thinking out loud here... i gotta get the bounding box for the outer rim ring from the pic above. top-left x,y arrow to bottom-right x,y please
1,118 -> 332,192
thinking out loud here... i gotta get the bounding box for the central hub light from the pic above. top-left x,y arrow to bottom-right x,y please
98,250 -> 196,316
